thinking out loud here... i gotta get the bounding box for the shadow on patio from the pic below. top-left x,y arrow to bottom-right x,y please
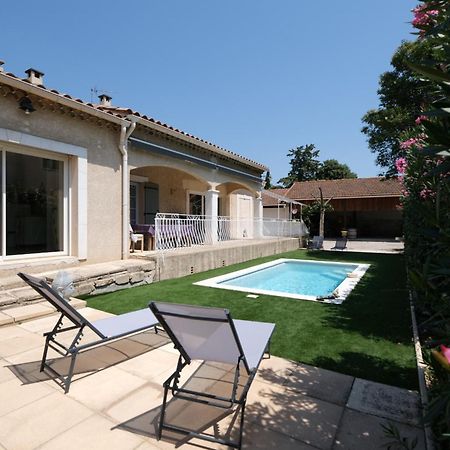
115,360 -> 340,449
6,331 -> 169,389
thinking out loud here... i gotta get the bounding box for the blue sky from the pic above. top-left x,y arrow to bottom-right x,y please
2,1 -> 415,182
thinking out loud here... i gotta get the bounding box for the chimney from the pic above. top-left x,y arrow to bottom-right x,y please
25,68 -> 44,86
98,94 -> 112,107
0,60 -> 4,73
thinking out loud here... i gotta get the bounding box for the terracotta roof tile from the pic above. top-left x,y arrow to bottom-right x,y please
286,177 -> 402,200
262,188 -> 289,206
0,70 -> 267,171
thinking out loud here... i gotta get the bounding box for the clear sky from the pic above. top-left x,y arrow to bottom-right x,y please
2,1 -> 416,182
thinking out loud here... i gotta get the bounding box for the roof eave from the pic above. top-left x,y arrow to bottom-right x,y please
0,73 -> 128,126
128,115 -> 268,173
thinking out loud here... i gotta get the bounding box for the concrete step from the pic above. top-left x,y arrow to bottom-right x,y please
0,256 -> 80,289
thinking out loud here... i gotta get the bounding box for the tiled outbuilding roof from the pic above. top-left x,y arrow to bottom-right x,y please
0,69 -> 267,171
286,177 -> 402,200
262,188 -> 289,206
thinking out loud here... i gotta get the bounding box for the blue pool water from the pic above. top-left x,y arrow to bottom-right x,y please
219,260 -> 358,297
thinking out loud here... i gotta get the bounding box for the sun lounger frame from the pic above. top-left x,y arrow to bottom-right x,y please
18,272 -> 159,393
149,301 -> 275,449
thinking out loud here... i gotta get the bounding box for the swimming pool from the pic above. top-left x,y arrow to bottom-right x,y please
195,259 -> 370,304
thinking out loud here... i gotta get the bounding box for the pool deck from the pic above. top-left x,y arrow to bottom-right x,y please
322,238 -> 404,254
0,305 -> 424,450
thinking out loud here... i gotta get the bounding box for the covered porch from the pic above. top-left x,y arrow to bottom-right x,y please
128,164 -> 307,253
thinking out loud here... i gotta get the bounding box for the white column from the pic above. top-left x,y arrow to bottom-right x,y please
205,189 -> 219,244
254,193 -> 263,238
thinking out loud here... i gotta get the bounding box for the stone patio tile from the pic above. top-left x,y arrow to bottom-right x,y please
116,348 -> 177,380
158,342 -> 179,355
2,302 -> 55,322
0,358 -> 15,383
0,375 -> 55,417
246,379 -> 343,449
78,306 -> 115,320
17,312 -> 66,334
347,378 -> 422,426
134,439 -> 207,449
0,391 -> 92,450
0,311 -> 14,326
284,362 -> 354,406
67,365 -> 148,411
39,414 -> 145,450
105,381 -> 164,423
243,422 -> 318,449
333,408 -> 425,449
0,326 -> 43,357
256,355 -> 298,386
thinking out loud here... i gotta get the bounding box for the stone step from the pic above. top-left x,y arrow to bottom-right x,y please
0,258 -> 157,310
0,297 -> 87,327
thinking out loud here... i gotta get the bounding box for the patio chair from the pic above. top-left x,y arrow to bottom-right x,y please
148,301 -> 275,449
331,237 -> 347,251
17,272 -> 159,393
307,235 -> 324,250
130,224 -> 144,252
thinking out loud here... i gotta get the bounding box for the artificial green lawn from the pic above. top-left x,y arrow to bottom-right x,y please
86,249 -> 417,390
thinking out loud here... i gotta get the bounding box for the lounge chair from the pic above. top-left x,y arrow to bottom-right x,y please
307,235 -> 324,250
18,272 -> 159,393
331,237 -> 348,251
148,301 -> 275,450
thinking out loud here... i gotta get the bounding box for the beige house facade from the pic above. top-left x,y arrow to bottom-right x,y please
0,65 -> 267,264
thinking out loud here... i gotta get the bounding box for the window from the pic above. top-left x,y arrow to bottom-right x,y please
1,148 -> 67,257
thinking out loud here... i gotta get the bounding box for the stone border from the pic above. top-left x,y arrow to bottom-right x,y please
410,292 -> 436,450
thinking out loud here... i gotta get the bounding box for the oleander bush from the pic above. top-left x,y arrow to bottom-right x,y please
400,1 -> 450,446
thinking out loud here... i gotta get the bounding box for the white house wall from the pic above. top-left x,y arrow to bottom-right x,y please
0,93 -> 122,263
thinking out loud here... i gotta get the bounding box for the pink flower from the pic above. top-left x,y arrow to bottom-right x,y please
399,134 -> 427,150
401,188 -> 409,198
419,188 -> 434,199
395,157 -> 408,174
412,4 -> 439,27
415,115 -> 427,125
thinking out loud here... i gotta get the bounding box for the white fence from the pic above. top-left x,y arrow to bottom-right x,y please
155,213 -> 308,251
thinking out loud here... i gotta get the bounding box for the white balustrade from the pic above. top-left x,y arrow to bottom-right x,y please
155,213 -> 308,251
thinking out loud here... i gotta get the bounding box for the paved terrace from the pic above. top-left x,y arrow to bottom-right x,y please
0,306 -> 423,450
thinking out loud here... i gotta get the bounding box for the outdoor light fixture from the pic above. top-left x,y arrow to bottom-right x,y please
18,95 -> 35,114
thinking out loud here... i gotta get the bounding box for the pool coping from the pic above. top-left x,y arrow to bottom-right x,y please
194,258 -> 370,304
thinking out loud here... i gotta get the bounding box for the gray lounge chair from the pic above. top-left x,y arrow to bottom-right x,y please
331,237 -> 348,250
18,272 -> 159,393
149,301 -> 275,450
307,235 -> 324,250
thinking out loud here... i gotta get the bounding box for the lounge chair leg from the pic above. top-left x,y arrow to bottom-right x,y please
238,402 -> 246,450
64,351 -> 77,394
158,384 -> 169,440
40,335 -> 51,372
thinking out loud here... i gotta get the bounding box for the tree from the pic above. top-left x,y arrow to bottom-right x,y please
317,159 -> 357,180
361,40 -> 438,176
278,144 -> 320,187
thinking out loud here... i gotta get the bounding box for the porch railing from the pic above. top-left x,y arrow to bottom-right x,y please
155,213 -> 308,251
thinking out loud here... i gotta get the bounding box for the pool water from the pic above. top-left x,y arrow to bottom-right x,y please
194,258 -> 370,303
219,260 -> 358,297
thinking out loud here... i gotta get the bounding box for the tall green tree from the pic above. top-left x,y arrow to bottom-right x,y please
317,159 -> 357,180
361,40 -> 438,176
278,144 -> 320,187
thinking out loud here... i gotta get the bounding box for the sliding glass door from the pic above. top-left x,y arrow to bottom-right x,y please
1,147 -> 67,258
